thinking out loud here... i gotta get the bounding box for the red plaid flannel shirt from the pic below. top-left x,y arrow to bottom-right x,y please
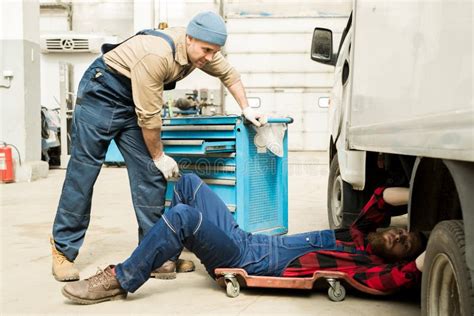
282,187 -> 420,292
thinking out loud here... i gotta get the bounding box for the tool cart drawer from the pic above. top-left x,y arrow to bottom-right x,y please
162,140 -> 236,155
162,124 -> 236,140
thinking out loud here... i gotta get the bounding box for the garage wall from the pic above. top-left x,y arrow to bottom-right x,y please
224,14 -> 349,150
1,0 -> 42,162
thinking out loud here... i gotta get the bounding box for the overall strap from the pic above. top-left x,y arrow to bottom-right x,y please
135,29 -> 176,56
101,29 -> 176,56
137,30 -> 178,90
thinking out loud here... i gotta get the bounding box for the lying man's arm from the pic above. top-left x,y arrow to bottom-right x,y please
383,187 -> 409,206
350,187 -> 409,236
353,260 -> 421,292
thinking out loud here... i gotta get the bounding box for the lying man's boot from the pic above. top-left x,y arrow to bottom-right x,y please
150,259 -> 195,279
150,260 -> 176,279
176,258 -> 195,273
51,237 -> 80,282
62,265 -> 127,305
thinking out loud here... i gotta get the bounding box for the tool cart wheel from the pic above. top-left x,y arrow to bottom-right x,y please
224,275 -> 240,298
327,283 -> 346,302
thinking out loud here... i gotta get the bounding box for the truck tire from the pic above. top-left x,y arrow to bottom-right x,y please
421,220 -> 473,316
327,155 -> 363,229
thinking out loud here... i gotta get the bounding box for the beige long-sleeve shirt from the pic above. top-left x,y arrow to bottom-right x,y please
103,27 -> 240,129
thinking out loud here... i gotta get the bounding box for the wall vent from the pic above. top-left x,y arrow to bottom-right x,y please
45,38 -> 89,52
40,33 -> 110,53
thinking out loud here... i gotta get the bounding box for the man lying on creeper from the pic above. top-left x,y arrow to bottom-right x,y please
62,174 -> 426,304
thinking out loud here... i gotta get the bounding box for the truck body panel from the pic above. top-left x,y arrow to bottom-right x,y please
348,1 -> 473,161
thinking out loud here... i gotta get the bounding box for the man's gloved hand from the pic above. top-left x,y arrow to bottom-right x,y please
415,250 -> 426,272
153,153 -> 179,180
242,107 -> 267,127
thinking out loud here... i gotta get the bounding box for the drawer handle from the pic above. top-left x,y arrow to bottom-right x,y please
205,145 -> 235,152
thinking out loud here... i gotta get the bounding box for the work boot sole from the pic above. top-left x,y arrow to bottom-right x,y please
149,271 -> 177,280
61,287 -> 127,305
52,268 -> 80,282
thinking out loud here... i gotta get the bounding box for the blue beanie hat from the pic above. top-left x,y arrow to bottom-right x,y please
186,11 -> 227,46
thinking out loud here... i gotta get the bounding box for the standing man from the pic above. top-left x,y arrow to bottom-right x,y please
51,11 -> 266,281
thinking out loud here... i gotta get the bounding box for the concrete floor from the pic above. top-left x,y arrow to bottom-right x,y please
1,151 -> 420,315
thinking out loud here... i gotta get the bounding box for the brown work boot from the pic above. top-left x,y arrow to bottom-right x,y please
150,260 -> 176,279
62,265 -> 127,305
150,259 -> 195,279
176,258 -> 195,273
51,237 -> 80,282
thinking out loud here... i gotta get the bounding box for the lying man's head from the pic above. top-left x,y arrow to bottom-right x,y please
367,227 -> 426,263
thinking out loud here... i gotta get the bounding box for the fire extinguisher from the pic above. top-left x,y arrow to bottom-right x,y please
0,142 -> 19,183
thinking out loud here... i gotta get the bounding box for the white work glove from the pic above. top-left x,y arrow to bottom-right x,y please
415,251 -> 426,272
153,153 -> 179,180
242,107 -> 267,127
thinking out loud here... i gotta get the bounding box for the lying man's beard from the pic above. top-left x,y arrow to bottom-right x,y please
367,231 -> 398,263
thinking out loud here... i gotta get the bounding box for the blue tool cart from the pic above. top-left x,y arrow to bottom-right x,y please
105,115 -> 293,235
104,140 -> 124,166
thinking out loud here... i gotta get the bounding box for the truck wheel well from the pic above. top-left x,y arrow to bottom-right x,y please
409,158 -> 462,232
365,152 -> 414,191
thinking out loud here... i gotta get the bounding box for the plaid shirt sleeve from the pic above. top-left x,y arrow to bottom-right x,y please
350,187 -> 393,242
353,260 -> 421,291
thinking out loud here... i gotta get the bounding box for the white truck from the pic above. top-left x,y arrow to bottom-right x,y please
311,1 -> 473,315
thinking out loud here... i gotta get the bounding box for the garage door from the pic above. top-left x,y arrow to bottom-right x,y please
224,15 -> 348,150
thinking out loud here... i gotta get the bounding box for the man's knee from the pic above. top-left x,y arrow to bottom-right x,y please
174,174 -> 202,202
163,204 -> 201,237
